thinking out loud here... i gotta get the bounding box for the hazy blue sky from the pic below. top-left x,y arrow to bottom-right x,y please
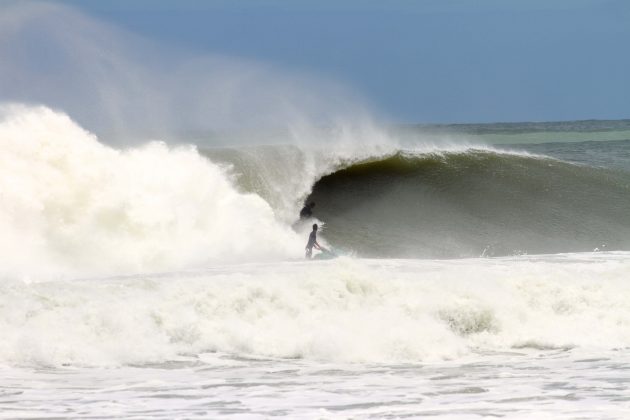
57,0 -> 629,123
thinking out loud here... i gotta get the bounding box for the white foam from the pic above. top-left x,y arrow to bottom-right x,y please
0,105 -> 302,279
1,253 -> 629,367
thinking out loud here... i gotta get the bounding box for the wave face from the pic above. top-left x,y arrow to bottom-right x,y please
0,105 -> 301,279
306,151 -> 630,258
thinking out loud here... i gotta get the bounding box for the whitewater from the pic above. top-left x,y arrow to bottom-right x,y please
2,105 -> 630,419
2,254 -> 630,418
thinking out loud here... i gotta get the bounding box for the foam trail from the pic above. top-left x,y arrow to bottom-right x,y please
0,105 -> 302,280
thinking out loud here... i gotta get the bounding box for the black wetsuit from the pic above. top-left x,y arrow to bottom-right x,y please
305,231 -> 317,258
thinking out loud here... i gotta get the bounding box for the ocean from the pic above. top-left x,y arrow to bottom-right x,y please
1,106 -> 630,419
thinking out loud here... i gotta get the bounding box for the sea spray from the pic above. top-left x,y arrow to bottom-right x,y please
203,122 -> 400,222
0,2 -> 371,143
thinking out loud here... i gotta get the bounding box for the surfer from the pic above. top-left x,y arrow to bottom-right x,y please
305,223 -> 322,258
299,202 -> 315,219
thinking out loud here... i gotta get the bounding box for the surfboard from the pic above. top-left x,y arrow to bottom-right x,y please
313,248 -> 338,260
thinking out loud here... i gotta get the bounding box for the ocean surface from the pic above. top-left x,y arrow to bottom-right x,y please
1,107 -> 630,418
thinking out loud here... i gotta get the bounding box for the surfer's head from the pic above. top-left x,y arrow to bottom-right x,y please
312,224 -> 318,231
309,202 -> 315,208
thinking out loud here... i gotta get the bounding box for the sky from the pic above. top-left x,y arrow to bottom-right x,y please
17,0 -> 630,123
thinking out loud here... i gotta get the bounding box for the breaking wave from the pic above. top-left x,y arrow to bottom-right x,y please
209,147 -> 630,258
3,104 -> 630,275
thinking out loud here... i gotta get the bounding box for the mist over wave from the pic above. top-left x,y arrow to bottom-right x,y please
0,1 -> 373,144
202,127 -> 399,223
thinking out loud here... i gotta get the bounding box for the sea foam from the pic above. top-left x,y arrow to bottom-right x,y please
1,254 -> 629,367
